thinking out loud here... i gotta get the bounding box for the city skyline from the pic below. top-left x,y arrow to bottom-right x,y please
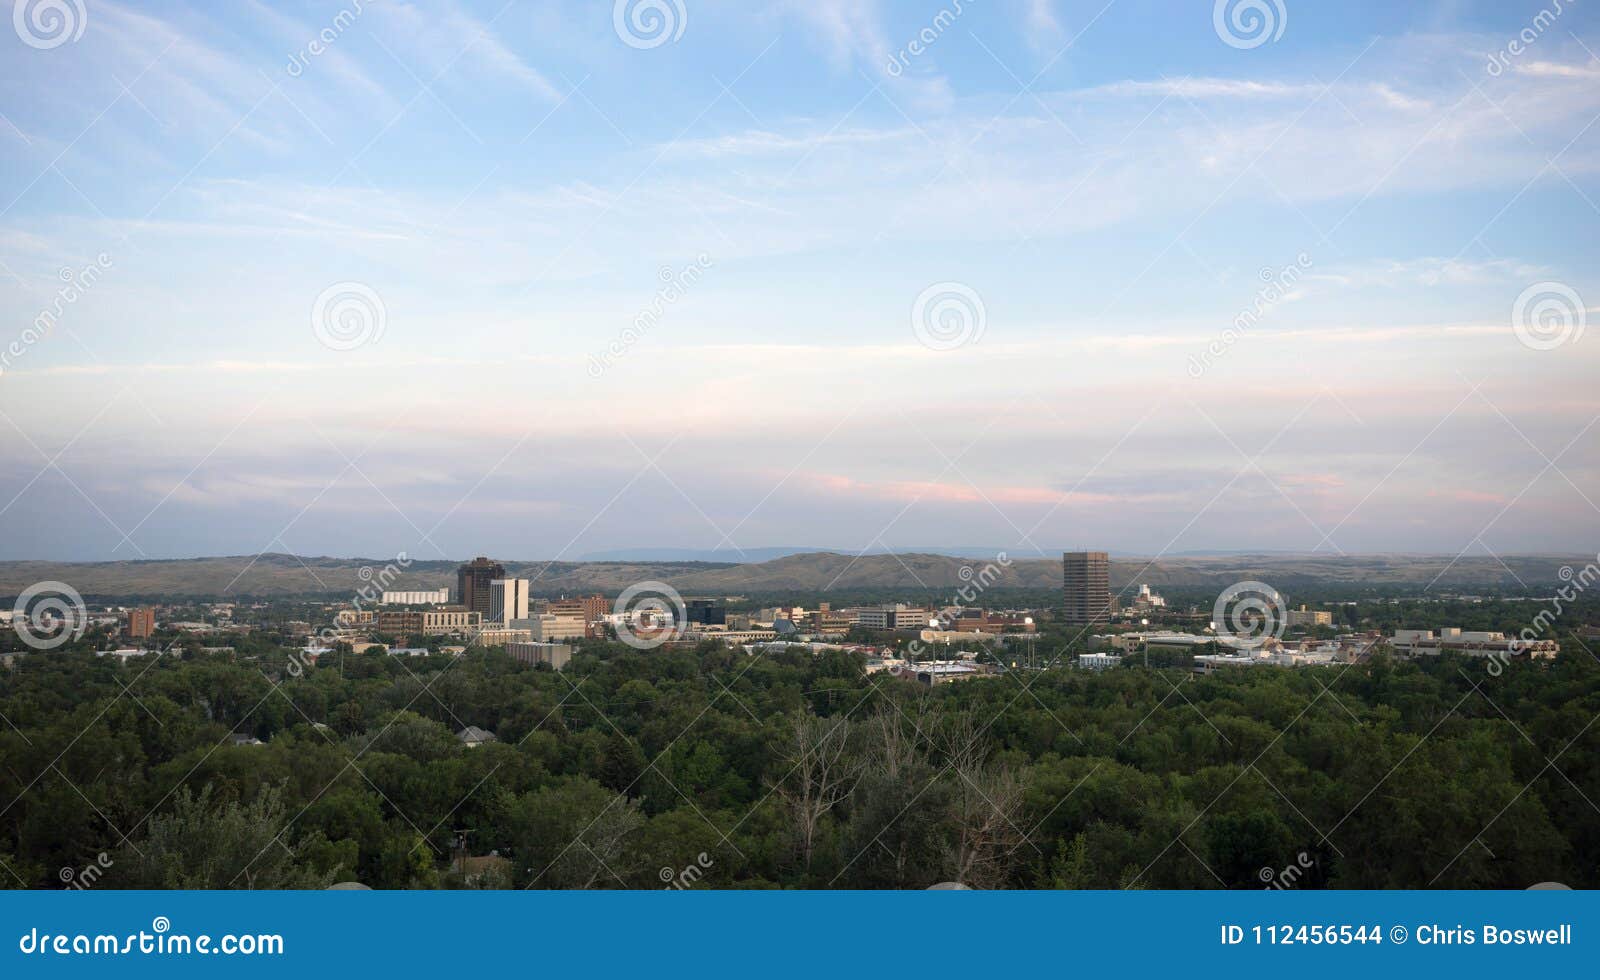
2,0 -> 1598,562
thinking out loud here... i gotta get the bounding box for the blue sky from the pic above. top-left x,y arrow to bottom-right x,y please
1,0 -> 1597,563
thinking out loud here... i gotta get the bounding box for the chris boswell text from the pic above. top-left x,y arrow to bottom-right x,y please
1220,923 -> 1574,947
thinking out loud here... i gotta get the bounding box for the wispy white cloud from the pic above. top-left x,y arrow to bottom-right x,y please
1081,77 -> 1321,100
1023,0 -> 1062,39
376,0 -> 563,102
1514,59 -> 1600,80
655,126 -> 915,160
778,0 -> 954,108
1308,257 -> 1549,289
242,0 -> 398,111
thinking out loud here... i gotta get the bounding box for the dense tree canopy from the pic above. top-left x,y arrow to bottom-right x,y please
1,617 -> 1596,889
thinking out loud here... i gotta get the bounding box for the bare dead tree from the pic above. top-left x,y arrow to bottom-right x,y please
933,707 -> 990,775
918,708 -> 1029,889
948,763 -> 1027,890
869,698 -> 934,781
549,794 -> 643,889
772,712 -> 862,869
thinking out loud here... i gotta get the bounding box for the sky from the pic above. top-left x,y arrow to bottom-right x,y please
0,0 -> 1597,564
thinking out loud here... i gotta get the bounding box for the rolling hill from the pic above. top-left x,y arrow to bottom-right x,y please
0,551 -> 1589,599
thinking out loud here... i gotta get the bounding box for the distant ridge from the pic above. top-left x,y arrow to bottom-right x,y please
577,545 -> 1039,562
0,551 -> 1589,599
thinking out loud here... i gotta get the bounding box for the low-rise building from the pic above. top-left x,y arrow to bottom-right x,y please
475,628 -> 533,647
377,608 -> 482,636
1130,584 -> 1167,610
96,648 -> 147,663
686,628 -> 778,645
815,610 -> 857,632
1193,647 -> 1343,673
1390,628 -> 1558,660
456,726 -> 496,748
890,662 -> 981,686
545,597 -> 609,638
756,606 -> 811,629
507,641 -> 574,670
381,589 -> 451,605
1285,605 -> 1334,628
1095,630 -> 1222,652
857,604 -> 930,630
918,629 -> 999,645
1078,652 -> 1122,670
513,613 -> 586,643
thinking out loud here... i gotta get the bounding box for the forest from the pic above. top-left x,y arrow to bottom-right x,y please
1,626 -> 1597,890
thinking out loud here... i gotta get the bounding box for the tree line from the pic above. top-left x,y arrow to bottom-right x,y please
1,627 -> 1596,889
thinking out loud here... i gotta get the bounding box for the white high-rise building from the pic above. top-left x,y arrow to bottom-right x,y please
489,578 -> 531,626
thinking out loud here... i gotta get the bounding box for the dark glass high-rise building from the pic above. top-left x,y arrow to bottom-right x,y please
685,598 -> 726,626
456,556 -> 506,615
1061,551 -> 1111,626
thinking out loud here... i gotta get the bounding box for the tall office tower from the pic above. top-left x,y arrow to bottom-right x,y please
1062,551 -> 1112,626
580,594 -> 609,625
457,557 -> 506,615
489,578 -> 531,626
126,607 -> 156,639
